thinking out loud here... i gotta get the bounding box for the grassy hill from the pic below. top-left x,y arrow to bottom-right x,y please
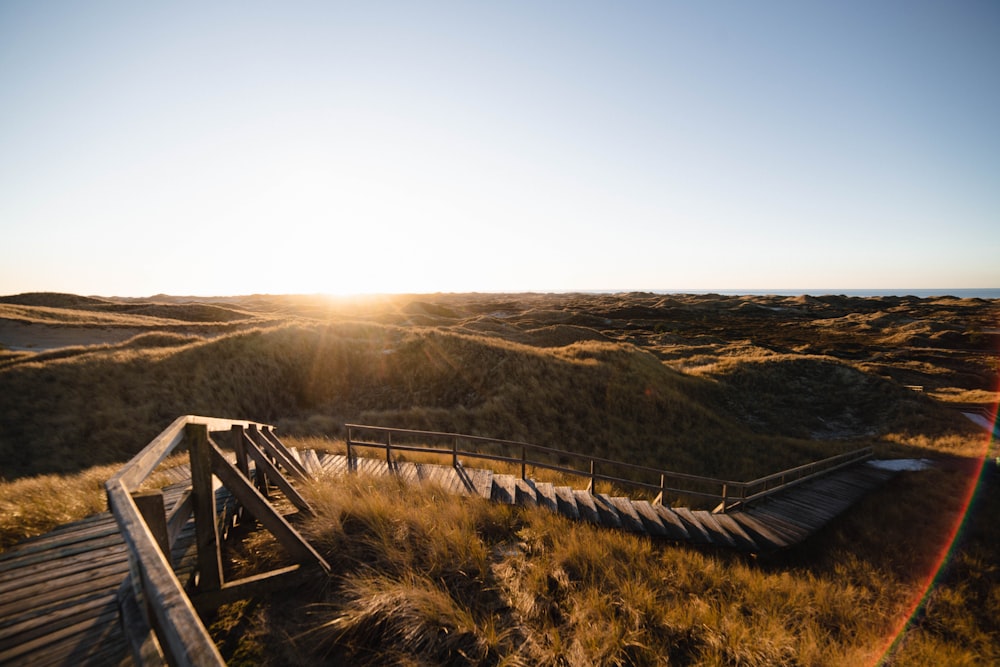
0,291 -> 996,664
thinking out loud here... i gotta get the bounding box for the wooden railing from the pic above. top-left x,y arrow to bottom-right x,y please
105,415 -> 326,667
345,424 -> 873,513
108,418 -> 874,664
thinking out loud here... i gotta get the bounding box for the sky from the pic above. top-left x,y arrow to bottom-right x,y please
1,1 -> 998,297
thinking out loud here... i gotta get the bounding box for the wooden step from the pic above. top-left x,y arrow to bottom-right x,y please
630,500 -> 668,538
530,481 -> 559,513
572,490 -> 601,524
690,511 -> 737,548
514,478 -> 538,507
607,497 -> 646,534
710,512 -> 759,552
671,507 -> 712,544
591,494 -> 623,529
725,512 -> 792,551
553,486 -> 580,520
491,474 -> 517,505
652,505 -> 691,541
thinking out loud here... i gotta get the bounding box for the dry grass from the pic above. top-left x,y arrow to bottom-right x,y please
1,291 -> 996,662
206,459 -> 999,666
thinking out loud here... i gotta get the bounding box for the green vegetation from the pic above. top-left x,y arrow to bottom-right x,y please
0,291 -> 996,663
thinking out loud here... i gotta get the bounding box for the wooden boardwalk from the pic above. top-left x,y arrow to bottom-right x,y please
314,452 -> 898,553
0,451 -> 896,665
0,469 -> 236,667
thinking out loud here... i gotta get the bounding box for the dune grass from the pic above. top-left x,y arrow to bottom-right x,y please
1,291 -> 995,662
204,457 -> 999,666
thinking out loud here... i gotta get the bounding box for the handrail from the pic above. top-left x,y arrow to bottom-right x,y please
106,415 -> 271,667
345,424 -> 875,511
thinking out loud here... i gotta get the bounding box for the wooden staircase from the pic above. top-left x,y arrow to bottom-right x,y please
307,450 -> 898,554
1,418 -> 901,666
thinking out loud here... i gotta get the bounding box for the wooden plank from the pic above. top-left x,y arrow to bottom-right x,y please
514,478 -> 538,507
301,449 -> 323,477
193,564 -> 313,614
0,513 -> 118,553
241,435 -> 314,516
710,512 -> 759,552
671,508 -> 712,544
531,481 -> 559,513
0,521 -> 122,565
591,495 -> 623,529
553,486 -> 580,520
0,547 -> 127,595
321,453 -> 349,475
133,490 -> 170,559
690,511 -> 737,548
0,585 -> 120,643
0,598 -> 122,665
726,513 -> 791,551
109,415 -> 188,491
572,490 -> 601,524
631,500 -> 668,538
0,534 -> 126,572
741,508 -> 810,543
652,506 -> 691,541
256,429 -> 310,481
188,424 -> 223,593
0,559 -> 129,616
491,475 -> 517,504
208,444 -> 330,573
118,576 -> 166,667
608,497 -> 646,534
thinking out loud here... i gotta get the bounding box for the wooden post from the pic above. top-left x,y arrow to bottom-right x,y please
720,483 -> 728,513
452,436 -> 458,468
248,425 -> 269,499
520,444 -> 527,481
653,473 -> 665,506
232,424 -> 248,478
187,423 -> 222,592
132,490 -> 170,558
588,460 -> 596,493
386,432 -> 393,467
346,429 -> 354,472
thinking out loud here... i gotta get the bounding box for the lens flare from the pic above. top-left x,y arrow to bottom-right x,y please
875,385 -> 999,663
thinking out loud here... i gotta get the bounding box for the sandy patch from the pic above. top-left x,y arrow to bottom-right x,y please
0,319 -> 144,352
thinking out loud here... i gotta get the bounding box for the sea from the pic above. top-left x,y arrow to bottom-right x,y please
641,288 -> 1000,299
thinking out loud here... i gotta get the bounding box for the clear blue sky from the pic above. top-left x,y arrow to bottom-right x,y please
2,1 -> 998,296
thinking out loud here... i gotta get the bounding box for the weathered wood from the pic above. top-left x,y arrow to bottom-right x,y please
254,427 -> 309,482
531,481 -> 560,513
491,474 -> 517,504
301,448 -> 324,476
187,423 -> 223,593
232,424 -> 249,477
671,507 -> 712,544
631,499 -> 668,537
248,425 -> 270,499
207,443 -> 330,573
514,478 -> 538,506
241,435 -> 314,516
132,490 -> 169,559
192,564 -> 313,613
553,486 -> 581,520
572,490 -> 601,524
107,479 -> 226,666
118,576 -> 166,666
710,512 -> 759,552
591,494 -> 623,529
608,497 -> 646,533
0,560 -> 131,617
691,511 -> 737,548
